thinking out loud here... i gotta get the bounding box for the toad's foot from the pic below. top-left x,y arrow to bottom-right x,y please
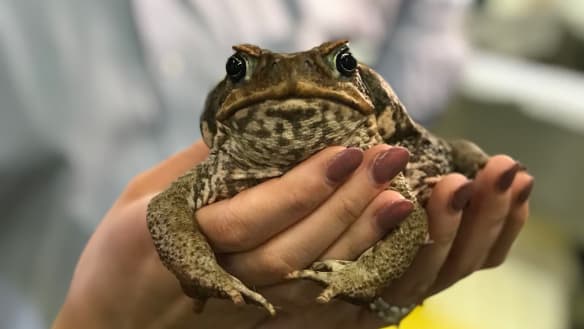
286,260 -> 379,304
181,269 -> 276,315
423,175 -> 442,187
287,263 -> 417,324
310,259 -> 352,272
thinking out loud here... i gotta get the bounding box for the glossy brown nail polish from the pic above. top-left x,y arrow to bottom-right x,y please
450,181 -> 474,211
326,148 -> 363,184
376,199 -> 414,232
496,163 -> 521,192
516,178 -> 534,204
371,147 -> 410,184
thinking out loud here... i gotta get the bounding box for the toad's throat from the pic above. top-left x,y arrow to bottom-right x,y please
222,98 -> 374,169
217,81 -> 375,120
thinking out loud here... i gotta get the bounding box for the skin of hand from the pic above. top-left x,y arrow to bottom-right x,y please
52,140 -> 533,329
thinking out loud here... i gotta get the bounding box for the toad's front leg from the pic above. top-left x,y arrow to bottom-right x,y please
146,164 -> 275,314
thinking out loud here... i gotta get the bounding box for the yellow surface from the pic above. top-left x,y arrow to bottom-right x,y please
383,306 -> 467,329
382,218 -> 577,329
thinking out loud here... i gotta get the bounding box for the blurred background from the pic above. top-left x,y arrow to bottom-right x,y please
0,0 -> 582,328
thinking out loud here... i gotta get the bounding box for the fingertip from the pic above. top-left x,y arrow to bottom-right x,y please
482,199 -> 529,269
307,146 -> 348,170
280,146 -> 347,182
280,146 -> 348,188
485,154 -> 516,169
449,180 -> 474,212
325,147 -> 364,184
495,162 -> 522,192
426,174 -> 468,244
513,174 -> 534,205
370,146 -> 410,185
318,189 -> 404,260
427,173 -> 469,212
507,173 -> 532,228
375,199 -> 414,232
475,155 -> 518,192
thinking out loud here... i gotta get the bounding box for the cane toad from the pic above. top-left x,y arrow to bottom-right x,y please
147,40 -> 488,324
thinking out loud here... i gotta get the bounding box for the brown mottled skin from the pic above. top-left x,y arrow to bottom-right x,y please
147,40 -> 488,324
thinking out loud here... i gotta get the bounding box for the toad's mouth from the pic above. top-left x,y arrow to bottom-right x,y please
217,81 -> 375,120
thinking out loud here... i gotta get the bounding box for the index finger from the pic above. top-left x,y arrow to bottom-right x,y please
197,147 -> 364,253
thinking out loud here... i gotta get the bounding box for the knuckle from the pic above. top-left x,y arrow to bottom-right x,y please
281,174 -> 331,215
257,249 -> 296,277
284,183 -> 325,215
335,195 -> 362,226
430,226 -> 458,245
207,204 -> 252,251
483,211 -> 509,231
487,214 -> 508,229
477,210 -> 509,230
285,188 -> 315,215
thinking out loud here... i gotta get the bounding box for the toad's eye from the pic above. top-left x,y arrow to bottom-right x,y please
335,47 -> 357,77
226,53 -> 246,82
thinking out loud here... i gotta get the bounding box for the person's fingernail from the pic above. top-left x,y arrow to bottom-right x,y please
516,178 -> 534,204
496,163 -> 521,192
376,199 -> 414,232
517,162 -> 528,171
371,147 -> 409,184
326,148 -> 364,184
450,181 -> 474,211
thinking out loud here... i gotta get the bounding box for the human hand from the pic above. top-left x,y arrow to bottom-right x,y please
232,154 -> 533,328
52,140 -> 533,329
52,141 -> 413,329
375,156 -> 534,320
